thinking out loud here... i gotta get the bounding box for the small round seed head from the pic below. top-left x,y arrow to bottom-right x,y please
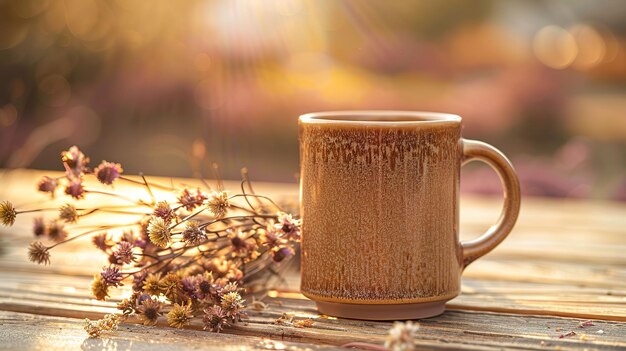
136,298 -> 162,326
203,305 -> 229,332
178,188 -> 207,211
91,274 -> 110,301
100,266 -> 124,287
59,203 -> 79,223
113,241 -> 136,265
182,220 -> 205,245
207,191 -> 230,218
196,271 -> 214,298
275,212 -> 301,241
28,241 -> 50,265
180,276 -> 199,300
0,201 -> 17,227
47,220 -> 68,242
142,273 -> 163,296
61,146 -> 89,178
153,201 -> 175,223
229,230 -> 255,257
260,224 -> 283,249
147,217 -> 171,248
220,282 -> 239,295
167,303 -> 193,329
64,179 -> 85,199
161,272 -> 185,303
33,217 -> 46,237
94,161 -> 123,185
221,291 -> 245,314
37,176 -> 58,194
132,271 -> 148,292
92,232 -> 111,251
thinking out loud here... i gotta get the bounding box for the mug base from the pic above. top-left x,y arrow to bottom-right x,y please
314,300 -> 447,320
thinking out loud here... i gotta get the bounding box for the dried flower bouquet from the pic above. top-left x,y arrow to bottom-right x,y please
0,146 -> 300,336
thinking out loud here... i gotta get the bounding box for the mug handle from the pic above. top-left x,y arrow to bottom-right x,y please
461,139 -> 521,267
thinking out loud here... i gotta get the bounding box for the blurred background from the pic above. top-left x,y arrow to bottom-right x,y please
0,0 -> 625,201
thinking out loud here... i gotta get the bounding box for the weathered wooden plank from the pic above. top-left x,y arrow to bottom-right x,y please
1,299 -> 625,351
0,311 -> 342,351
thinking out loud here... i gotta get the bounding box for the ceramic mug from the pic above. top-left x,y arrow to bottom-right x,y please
298,111 -> 521,320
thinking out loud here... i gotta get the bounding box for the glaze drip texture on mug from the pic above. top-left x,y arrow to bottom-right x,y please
299,123 -> 463,304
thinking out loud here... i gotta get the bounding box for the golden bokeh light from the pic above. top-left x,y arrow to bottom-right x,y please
533,25 -> 578,69
569,24 -> 606,70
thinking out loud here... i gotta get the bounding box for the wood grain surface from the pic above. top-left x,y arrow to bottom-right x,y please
0,169 -> 625,350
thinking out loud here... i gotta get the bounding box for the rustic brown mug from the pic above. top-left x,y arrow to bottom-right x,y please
298,111 -> 521,320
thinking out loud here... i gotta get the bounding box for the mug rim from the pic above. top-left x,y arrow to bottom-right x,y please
299,110 -> 461,126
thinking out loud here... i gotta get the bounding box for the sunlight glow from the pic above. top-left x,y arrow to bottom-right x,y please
533,25 -> 578,69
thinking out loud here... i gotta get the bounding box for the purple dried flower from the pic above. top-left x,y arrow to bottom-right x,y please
64,179 -> 85,199
153,201 -> 175,223
59,203 -> 79,223
132,271 -> 148,292
195,272 -> 214,300
137,297 -> 162,326
182,220 -> 205,245
275,212 -> 301,241
181,276 -> 199,300
37,176 -> 58,194
178,188 -> 208,211
28,241 -> 50,265
47,221 -> 68,242
92,232 -> 111,251
94,161 -> 123,185
113,241 -> 136,265
203,305 -> 229,332
61,146 -> 89,178
271,246 -> 295,263
100,266 -> 124,287
108,253 -> 119,265
33,217 -> 46,237
229,230 -> 257,258
220,282 -> 239,295
261,224 -> 283,249
221,291 -> 245,321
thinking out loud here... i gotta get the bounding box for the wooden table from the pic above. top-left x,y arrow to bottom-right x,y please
0,169 -> 625,350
